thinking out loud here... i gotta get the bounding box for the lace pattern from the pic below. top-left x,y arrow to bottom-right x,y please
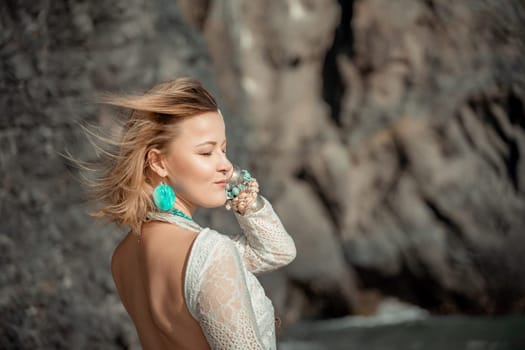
146,197 -> 296,349
193,232 -> 272,349
233,197 -> 297,274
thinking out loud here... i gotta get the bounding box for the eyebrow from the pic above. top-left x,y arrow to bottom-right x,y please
195,140 -> 227,147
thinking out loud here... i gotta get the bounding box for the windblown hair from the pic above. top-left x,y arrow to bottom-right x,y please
87,78 -> 218,234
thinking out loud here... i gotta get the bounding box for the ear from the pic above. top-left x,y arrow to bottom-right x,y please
147,148 -> 168,178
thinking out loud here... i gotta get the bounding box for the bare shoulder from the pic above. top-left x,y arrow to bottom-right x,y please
140,221 -> 200,276
110,231 -> 138,300
141,220 -> 199,249
110,232 -> 131,279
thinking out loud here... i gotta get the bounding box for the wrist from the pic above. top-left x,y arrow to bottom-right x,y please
242,194 -> 264,215
225,167 -> 261,215
226,178 -> 259,215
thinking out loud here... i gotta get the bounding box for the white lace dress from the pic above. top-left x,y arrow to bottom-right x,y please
147,197 -> 296,349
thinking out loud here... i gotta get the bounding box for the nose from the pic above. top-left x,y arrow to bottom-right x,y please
219,154 -> 233,178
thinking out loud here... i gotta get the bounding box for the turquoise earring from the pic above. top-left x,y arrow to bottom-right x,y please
152,182 -> 176,211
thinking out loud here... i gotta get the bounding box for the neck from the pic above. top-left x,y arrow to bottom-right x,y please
172,196 -> 195,217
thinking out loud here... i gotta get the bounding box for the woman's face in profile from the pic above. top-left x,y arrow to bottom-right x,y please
164,110 -> 233,209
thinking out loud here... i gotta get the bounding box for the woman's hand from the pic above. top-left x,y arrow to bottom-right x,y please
225,166 -> 262,215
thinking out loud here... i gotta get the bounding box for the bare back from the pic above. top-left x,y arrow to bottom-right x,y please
111,221 -> 210,350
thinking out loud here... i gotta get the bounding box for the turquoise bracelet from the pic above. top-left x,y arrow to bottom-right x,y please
226,169 -> 252,200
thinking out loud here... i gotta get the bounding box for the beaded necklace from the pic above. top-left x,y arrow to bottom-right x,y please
140,208 -> 199,244
168,207 -> 194,222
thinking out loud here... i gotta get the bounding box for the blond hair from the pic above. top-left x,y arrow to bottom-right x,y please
87,78 -> 218,234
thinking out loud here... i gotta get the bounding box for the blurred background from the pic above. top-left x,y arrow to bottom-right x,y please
1,0 -> 525,349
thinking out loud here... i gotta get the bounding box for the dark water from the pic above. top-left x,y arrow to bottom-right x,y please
279,314 -> 525,350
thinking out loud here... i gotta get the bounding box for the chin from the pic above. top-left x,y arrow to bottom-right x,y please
199,195 -> 227,208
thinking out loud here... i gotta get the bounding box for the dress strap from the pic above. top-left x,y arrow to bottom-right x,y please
146,211 -> 203,233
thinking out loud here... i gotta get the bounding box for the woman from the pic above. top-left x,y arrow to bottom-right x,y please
91,78 -> 296,349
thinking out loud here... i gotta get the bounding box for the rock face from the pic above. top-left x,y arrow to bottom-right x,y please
336,0 -> 525,314
1,0 -> 213,348
1,0 -> 525,348
183,0 -> 525,317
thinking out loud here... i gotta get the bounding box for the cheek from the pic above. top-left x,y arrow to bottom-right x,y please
171,156 -> 227,207
173,155 -> 215,183
191,157 -> 216,179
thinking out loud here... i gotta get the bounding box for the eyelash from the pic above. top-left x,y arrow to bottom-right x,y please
200,149 -> 226,156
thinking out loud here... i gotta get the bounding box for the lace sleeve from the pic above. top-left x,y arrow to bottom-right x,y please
232,196 -> 296,274
195,237 -> 265,349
